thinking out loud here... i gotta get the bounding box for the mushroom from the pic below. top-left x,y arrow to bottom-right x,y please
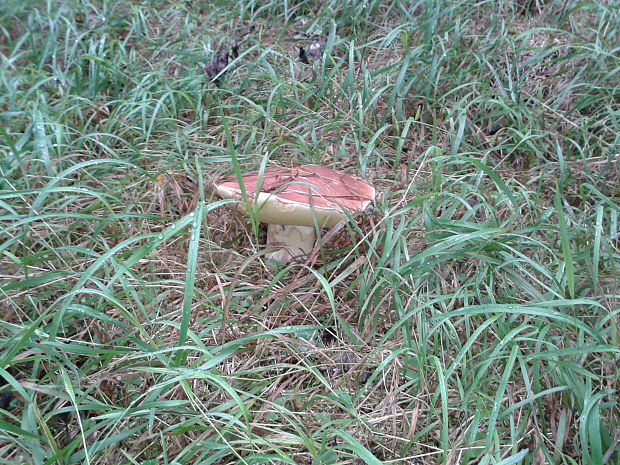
216,165 -> 375,262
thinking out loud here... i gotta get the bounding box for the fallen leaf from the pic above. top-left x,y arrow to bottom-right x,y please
230,39 -> 239,59
306,37 -> 327,61
205,50 -> 229,81
299,47 -> 309,64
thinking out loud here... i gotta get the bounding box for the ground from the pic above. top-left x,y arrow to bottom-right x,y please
0,0 -> 618,464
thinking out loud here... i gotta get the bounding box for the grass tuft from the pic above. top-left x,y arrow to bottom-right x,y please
1,1 -> 618,464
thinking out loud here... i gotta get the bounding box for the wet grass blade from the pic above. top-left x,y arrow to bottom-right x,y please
555,182 -> 575,298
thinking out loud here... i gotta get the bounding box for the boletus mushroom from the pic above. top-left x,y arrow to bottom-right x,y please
216,165 -> 375,262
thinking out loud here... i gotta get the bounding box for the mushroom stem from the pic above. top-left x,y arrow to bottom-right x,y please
266,224 -> 316,262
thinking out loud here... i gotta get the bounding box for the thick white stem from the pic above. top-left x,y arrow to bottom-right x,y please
266,224 -> 316,262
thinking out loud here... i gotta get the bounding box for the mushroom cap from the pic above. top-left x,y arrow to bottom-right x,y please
216,165 -> 375,227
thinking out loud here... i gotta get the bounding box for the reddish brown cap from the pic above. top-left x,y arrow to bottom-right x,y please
216,165 -> 375,227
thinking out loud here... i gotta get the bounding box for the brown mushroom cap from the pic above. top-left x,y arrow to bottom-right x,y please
216,165 -> 375,227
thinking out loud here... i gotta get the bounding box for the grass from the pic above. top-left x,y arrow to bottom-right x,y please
0,0 -> 618,464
